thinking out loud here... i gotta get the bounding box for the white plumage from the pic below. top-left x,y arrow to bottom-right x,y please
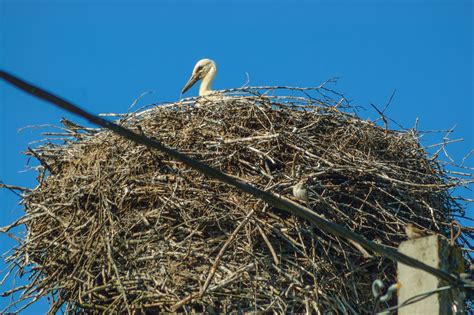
182,59 -> 218,96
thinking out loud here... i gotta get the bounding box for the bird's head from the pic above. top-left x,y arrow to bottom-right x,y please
181,58 -> 217,95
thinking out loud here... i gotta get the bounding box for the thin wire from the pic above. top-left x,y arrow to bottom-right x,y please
378,284 -> 474,314
371,299 -> 380,315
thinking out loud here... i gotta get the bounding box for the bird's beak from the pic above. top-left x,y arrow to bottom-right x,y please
181,73 -> 200,94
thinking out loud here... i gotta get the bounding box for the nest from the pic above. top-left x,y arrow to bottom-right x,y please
2,86 -> 472,314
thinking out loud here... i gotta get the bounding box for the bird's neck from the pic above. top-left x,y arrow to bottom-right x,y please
199,67 -> 217,96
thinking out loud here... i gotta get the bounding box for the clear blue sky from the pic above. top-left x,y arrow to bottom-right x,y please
1,0 -> 472,313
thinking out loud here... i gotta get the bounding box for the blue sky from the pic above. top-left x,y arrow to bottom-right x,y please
1,0 -> 472,313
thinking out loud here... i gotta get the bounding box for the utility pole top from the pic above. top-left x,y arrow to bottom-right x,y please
398,235 -> 465,315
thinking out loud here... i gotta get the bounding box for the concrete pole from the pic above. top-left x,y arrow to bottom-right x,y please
398,235 -> 465,314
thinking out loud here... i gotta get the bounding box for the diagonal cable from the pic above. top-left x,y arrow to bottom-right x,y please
0,70 -> 458,284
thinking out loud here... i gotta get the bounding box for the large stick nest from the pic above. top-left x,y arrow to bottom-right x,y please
2,86 -> 472,313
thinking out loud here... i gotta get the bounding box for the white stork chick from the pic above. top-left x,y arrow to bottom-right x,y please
182,58 -> 218,96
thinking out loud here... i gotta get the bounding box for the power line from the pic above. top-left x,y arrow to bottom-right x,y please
378,284 -> 474,314
0,70 -> 459,285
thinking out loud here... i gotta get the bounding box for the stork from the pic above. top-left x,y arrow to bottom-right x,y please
181,59 -> 218,96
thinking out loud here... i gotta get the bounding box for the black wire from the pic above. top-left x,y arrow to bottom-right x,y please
0,69 -> 460,285
371,298 -> 381,315
378,284 -> 474,314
